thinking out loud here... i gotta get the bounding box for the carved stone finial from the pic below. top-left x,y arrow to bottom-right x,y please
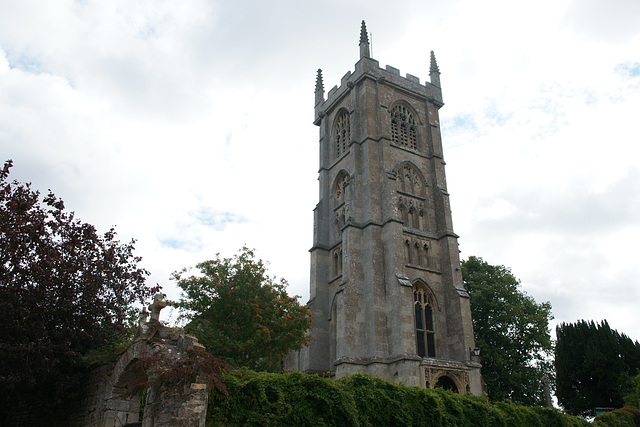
359,20 -> 370,59
315,69 -> 324,92
139,307 -> 149,326
315,69 -> 324,106
149,293 -> 167,322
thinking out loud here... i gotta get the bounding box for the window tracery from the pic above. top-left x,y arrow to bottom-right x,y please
414,283 -> 436,358
398,164 -> 424,196
399,197 -> 426,232
334,110 -> 350,158
333,172 -> 350,241
390,104 -> 418,150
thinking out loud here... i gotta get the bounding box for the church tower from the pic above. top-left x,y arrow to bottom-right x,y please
293,21 -> 482,393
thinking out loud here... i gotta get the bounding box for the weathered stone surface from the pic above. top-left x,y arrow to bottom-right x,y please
70,305 -> 209,427
287,21 -> 482,395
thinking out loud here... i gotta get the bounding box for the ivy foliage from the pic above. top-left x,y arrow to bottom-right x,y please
208,370 -> 588,426
461,256 -> 554,405
172,247 -> 313,371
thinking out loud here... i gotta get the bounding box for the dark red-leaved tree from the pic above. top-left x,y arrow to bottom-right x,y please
0,160 -> 159,420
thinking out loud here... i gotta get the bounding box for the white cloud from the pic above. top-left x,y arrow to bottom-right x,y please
1,0 -> 639,343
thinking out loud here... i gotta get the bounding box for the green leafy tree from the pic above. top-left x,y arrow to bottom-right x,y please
0,160 -> 159,422
555,320 -> 640,416
461,256 -> 554,405
172,247 -> 313,371
623,372 -> 640,408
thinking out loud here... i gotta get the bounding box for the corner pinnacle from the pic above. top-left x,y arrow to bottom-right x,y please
315,69 -> 325,106
429,51 -> 441,87
359,20 -> 370,59
430,51 -> 440,74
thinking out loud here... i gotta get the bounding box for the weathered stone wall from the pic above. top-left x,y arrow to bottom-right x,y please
65,295 -> 211,426
301,22 -> 482,393
142,380 -> 209,427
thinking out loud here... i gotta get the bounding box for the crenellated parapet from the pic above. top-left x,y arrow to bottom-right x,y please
314,52 -> 444,126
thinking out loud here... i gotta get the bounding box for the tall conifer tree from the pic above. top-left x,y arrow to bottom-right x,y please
556,320 -> 640,416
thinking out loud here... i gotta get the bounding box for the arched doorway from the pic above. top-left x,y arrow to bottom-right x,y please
435,376 -> 459,393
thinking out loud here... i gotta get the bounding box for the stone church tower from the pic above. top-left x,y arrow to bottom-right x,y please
289,21 -> 482,394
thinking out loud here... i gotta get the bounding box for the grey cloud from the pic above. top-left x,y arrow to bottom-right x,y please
471,167 -> 640,237
562,0 -> 640,43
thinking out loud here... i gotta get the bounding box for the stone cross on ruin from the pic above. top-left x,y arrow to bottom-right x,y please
139,307 -> 149,327
149,293 -> 167,322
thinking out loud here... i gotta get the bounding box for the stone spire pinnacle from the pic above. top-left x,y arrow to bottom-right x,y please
430,51 -> 440,74
315,68 -> 325,106
429,50 -> 441,87
359,20 -> 370,59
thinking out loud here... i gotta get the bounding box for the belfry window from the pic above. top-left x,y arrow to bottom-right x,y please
414,284 -> 436,357
334,111 -> 350,158
391,105 -> 417,150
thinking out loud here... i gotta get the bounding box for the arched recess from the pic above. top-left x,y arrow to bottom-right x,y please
333,170 -> 351,241
395,161 -> 427,198
333,109 -> 351,159
333,170 -> 351,204
435,375 -> 459,393
101,339 -> 151,426
412,278 -> 440,311
389,102 -> 420,150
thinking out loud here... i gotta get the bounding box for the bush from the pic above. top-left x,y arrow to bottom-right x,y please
593,406 -> 640,427
208,371 -> 588,426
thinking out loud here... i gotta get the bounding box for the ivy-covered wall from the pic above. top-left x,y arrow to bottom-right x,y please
208,371 -> 590,426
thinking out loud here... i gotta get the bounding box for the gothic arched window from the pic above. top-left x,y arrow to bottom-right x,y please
334,110 -> 350,158
390,104 -> 418,150
414,284 -> 436,358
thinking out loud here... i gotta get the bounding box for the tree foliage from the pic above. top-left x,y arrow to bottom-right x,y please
0,160 -> 159,417
623,372 -> 640,408
555,320 -> 640,416
172,246 -> 313,372
461,256 -> 554,405
208,370 -> 588,426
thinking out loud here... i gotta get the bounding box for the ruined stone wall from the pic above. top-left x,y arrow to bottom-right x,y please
65,295 -> 211,426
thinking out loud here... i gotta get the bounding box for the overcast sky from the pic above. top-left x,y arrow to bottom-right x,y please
1,0 -> 639,341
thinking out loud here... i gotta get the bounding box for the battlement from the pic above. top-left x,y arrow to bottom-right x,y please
315,56 -> 443,124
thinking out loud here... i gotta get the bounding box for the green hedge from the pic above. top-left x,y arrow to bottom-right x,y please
207,371 -> 588,426
593,406 -> 640,426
